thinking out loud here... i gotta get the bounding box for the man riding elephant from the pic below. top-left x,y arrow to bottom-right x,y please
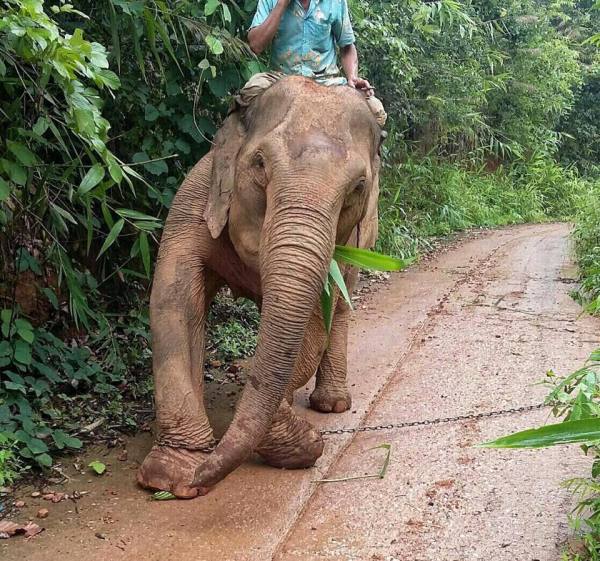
244,0 -> 387,126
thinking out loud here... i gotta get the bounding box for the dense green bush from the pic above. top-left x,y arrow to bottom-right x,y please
573,180 -> 600,315
376,156 -> 586,257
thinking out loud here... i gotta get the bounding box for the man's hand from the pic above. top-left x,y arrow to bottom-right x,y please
348,76 -> 374,97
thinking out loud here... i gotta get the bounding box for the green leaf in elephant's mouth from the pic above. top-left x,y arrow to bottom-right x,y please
321,246 -> 416,333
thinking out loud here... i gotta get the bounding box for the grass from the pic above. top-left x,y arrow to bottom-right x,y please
376,156 -> 586,258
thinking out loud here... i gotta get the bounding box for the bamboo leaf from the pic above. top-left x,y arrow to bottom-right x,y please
479,418 -> 600,449
78,163 -> 105,195
334,245 -> 414,271
98,219 -> 124,259
329,260 -> 353,310
115,208 -> 158,221
205,0 -> 220,16
139,231 -> 150,277
321,278 -> 334,333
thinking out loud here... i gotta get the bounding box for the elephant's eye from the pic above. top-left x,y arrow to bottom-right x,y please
251,152 -> 267,187
355,178 -> 367,193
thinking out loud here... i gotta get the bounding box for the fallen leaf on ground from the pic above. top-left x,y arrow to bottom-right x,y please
151,491 -> 176,501
0,521 -> 43,539
88,461 -> 107,475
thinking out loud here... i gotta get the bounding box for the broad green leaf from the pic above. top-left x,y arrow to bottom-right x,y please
479,418 -> 600,448
145,104 -> 160,122
27,437 -> 48,455
89,460 -> 106,475
1,159 -> 27,186
7,141 -> 36,166
17,326 -> 34,344
205,35 -> 224,55
205,0 -> 220,15
334,246 -> 414,271
79,164 -> 105,195
144,159 -> 168,175
0,177 -> 9,201
13,340 -> 32,365
98,219 -> 125,258
97,69 -> 120,89
53,430 -> 83,450
36,453 -> 53,467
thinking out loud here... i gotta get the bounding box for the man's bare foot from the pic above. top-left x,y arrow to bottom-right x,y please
137,445 -> 211,498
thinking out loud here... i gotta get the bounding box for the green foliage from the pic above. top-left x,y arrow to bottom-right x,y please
482,349 -> 600,559
0,0 -> 258,476
207,295 -> 260,363
573,179 -> 600,315
376,155 -> 586,258
88,460 -> 106,475
0,433 -> 20,486
352,0 -> 594,161
0,302 -> 152,470
321,247 -> 414,332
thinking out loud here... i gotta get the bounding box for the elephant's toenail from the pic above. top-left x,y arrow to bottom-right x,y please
333,401 -> 347,413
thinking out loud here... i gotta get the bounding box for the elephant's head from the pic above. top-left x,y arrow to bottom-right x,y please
194,76 -> 382,489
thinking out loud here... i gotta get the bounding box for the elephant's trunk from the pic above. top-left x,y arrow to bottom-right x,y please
193,192 -> 336,488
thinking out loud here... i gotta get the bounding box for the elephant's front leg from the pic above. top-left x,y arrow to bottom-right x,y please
309,267 -> 358,413
137,155 -> 220,498
137,264 -> 221,497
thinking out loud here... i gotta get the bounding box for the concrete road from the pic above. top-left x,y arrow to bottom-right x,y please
3,223 -> 598,561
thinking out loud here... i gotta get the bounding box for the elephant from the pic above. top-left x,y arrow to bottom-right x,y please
137,76 -> 382,498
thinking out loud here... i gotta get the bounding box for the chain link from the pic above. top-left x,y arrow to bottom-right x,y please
319,403 -> 546,436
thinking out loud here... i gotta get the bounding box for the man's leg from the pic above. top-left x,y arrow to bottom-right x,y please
366,95 -> 387,127
234,72 -> 286,109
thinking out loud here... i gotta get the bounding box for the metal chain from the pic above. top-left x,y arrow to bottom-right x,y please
319,403 -> 546,436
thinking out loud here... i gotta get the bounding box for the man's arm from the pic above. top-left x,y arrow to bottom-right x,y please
340,44 -> 373,97
248,0 -> 289,54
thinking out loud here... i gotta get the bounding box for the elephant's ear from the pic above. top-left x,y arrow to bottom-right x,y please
204,112 -> 246,239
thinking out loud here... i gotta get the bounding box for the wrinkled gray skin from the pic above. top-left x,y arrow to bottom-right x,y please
137,76 -> 381,498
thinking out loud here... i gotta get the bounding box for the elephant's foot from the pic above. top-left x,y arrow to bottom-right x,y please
137,445 -> 212,498
309,385 -> 352,413
256,403 -> 324,469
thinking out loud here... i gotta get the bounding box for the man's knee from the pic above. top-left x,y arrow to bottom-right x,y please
236,72 -> 285,108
